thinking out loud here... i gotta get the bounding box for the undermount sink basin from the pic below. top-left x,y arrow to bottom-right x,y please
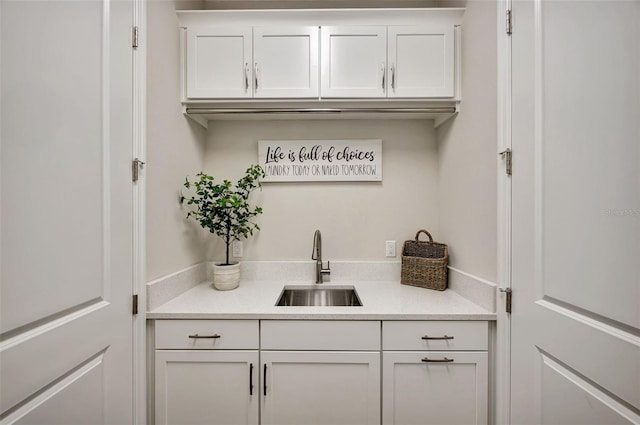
275,285 -> 363,307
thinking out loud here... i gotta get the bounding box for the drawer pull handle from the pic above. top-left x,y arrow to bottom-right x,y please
188,334 -> 221,339
421,357 -> 454,363
421,335 -> 454,340
263,364 -> 268,396
249,363 -> 254,395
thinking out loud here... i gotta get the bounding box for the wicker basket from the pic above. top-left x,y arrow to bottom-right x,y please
401,229 -> 448,291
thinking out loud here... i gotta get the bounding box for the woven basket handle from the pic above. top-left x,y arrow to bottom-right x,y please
415,229 -> 433,242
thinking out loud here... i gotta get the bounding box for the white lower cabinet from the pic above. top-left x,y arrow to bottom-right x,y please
260,351 -> 380,425
155,350 -> 259,425
382,351 -> 488,425
153,319 -> 489,425
382,321 -> 489,425
260,320 -> 381,425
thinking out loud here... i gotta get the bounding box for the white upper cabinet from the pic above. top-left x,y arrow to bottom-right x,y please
178,9 -> 464,124
253,26 -> 319,98
320,26 -> 387,98
388,25 -> 455,98
186,27 -> 252,99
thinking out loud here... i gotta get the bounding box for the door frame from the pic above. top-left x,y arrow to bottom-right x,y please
496,0 -> 512,424
132,0 -> 147,423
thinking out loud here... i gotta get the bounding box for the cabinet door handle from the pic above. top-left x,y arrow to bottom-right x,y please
421,357 -> 454,363
188,334 -> 221,339
244,62 -> 249,91
381,63 -> 386,91
249,363 -> 254,395
421,335 -> 454,340
263,363 -> 268,396
254,63 -> 259,91
391,63 -> 396,90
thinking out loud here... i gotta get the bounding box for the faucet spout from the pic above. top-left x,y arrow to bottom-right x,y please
312,230 -> 331,283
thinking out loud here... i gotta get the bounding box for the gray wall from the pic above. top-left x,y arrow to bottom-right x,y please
147,0 -> 207,281
146,0 -> 498,283
202,119 -> 439,262
436,0 -> 497,282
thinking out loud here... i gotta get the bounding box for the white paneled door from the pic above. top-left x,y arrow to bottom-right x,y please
510,0 -> 640,424
1,0 -> 135,423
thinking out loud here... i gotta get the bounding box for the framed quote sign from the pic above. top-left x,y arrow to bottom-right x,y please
258,139 -> 382,182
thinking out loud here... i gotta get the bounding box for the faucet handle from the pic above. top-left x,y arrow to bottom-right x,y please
321,260 -> 331,274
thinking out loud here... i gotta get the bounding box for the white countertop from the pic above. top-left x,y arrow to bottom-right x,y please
147,279 -> 496,320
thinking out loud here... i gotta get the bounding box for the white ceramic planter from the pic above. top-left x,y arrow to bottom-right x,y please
212,262 -> 240,290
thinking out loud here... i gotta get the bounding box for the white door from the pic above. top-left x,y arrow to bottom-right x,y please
320,26 -> 387,98
253,27 -> 319,98
0,0 -> 135,423
186,26 -> 252,99
387,25 -> 455,98
261,351 -> 380,425
382,352 -> 488,425
510,0 -> 640,424
155,350 -> 259,425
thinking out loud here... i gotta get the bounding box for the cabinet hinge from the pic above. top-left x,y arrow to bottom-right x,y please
132,158 -> 145,182
133,26 -> 139,49
132,294 -> 139,315
499,288 -> 512,314
506,10 -> 512,35
499,148 -> 512,176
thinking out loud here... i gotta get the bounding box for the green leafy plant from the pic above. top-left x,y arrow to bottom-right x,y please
183,165 -> 265,266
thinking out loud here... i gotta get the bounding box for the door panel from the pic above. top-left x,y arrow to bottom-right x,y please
388,25 -> 454,98
510,0 -> 640,423
320,26 -> 387,98
186,27 -> 252,98
0,0 -> 134,422
261,351 -> 380,425
253,27 -> 319,98
382,352 -> 488,425
155,350 -> 259,425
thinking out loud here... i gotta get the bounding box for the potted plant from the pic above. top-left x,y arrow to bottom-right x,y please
183,165 -> 265,290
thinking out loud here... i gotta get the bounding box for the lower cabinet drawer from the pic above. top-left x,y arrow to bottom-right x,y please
383,320 -> 488,351
155,320 -> 259,350
261,320 -> 381,350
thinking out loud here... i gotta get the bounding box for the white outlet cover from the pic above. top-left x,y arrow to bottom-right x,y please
385,240 -> 396,257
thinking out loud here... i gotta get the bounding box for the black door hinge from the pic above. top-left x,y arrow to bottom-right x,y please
132,294 -> 139,315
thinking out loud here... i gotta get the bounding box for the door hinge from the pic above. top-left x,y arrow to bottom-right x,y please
499,288 -> 512,314
506,9 -> 512,35
133,26 -> 139,49
132,294 -> 139,315
132,158 -> 145,182
499,148 -> 512,176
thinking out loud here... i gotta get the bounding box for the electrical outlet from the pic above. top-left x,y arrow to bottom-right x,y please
232,241 -> 243,258
385,240 -> 396,258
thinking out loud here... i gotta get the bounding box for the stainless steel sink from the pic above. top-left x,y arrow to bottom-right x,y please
275,285 -> 362,307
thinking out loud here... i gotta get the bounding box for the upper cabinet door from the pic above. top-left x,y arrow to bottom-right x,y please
186,27 -> 253,99
321,26 -> 387,98
387,25 -> 455,98
253,27 -> 319,98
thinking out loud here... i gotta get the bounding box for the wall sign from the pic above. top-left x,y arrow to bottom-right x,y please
258,139 -> 382,182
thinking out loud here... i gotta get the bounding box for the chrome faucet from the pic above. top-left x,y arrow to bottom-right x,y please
312,230 -> 331,283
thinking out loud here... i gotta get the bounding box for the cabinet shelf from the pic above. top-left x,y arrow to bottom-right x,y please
183,100 -> 459,127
